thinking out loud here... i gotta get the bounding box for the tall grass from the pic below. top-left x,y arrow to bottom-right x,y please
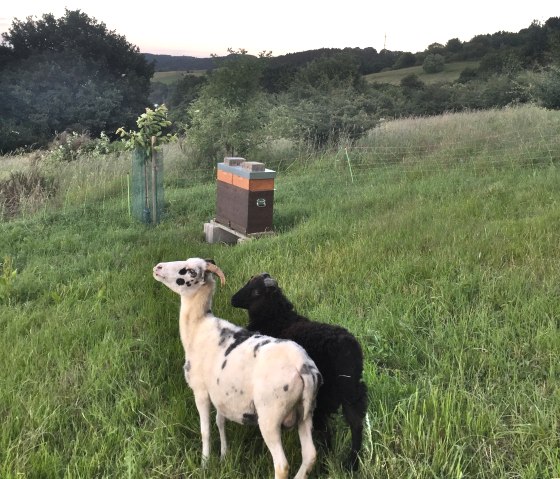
1,104 -> 559,478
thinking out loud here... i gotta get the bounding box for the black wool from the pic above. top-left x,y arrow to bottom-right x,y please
231,273 -> 368,471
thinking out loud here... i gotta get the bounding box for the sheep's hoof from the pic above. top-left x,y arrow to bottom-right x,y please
343,453 -> 359,471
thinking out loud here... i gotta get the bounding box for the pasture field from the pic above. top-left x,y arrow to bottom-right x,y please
152,70 -> 206,85
365,61 -> 479,85
1,105 -> 559,478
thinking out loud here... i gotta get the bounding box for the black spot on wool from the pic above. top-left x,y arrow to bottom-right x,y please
253,339 -> 271,356
219,328 -> 235,346
178,268 -> 187,275
224,329 -> 255,356
176,278 -> 185,285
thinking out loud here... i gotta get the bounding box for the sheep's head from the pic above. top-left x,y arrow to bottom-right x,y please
230,272 -> 279,309
153,257 -> 225,296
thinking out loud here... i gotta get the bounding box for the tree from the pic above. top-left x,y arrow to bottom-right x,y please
423,53 -> 445,73
393,52 -> 417,69
203,49 -> 268,107
427,43 -> 445,55
400,74 -> 425,90
532,66 -> 560,109
291,53 -> 362,95
445,38 -> 463,53
185,49 -> 270,160
0,9 -> 153,151
457,67 -> 478,83
0,50 -> 126,151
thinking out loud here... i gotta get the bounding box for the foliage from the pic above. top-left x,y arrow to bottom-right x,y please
143,53 -> 217,72
0,9 -> 153,152
445,38 -> 463,54
0,51 -> 123,152
423,53 -> 445,73
291,53 -> 363,92
167,74 -> 208,122
457,67 -> 479,83
204,48 -> 268,107
400,74 -> 425,90
393,52 -> 417,69
44,131 -> 114,163
116,105 -> 175,151
266,86 -> 379,147
186,95 -> 270,160
530,66 -> 560,109
184,50 -> 269,160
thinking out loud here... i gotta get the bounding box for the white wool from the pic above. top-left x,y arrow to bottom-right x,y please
153,258 -> 321,479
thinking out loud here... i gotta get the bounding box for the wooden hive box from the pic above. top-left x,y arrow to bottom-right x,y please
215,158 -> 276,234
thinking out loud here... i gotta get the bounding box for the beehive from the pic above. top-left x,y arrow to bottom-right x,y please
215,158 -> 276,235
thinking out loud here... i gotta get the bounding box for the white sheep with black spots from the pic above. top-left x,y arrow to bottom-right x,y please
152,257 -> 321,479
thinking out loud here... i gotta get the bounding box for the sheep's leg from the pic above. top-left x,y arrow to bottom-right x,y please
313,411 -> 332,450
294,414 -> 317,479
258,421 -> 289,479
216,411 -> 228,459
194,393 -> 212,465
342,398 -> 365,471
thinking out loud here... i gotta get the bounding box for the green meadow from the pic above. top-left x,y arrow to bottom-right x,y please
153,70 -> 206,85
364,61 -> 480,85
1,105 -> 559,478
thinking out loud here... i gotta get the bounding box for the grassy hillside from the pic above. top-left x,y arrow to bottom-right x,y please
1,105 -> 559,478
152,61 -> 479,86
152,70 -> 206,85
365,61 -> 479,85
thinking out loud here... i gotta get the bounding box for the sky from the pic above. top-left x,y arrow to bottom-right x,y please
0,1 -> 558,58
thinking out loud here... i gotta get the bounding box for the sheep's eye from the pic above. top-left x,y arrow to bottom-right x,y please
186,268 -> 197,278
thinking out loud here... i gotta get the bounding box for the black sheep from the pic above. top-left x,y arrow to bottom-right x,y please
231,273 -> 368,471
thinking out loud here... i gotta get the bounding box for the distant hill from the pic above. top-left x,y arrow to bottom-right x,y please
145,48 -> 398,75
145,16 -> 560,78
143,53 -> 218,72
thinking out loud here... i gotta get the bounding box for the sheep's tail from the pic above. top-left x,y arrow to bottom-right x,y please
300,361 -> 323,421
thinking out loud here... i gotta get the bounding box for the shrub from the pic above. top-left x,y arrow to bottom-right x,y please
423,54 -> 445,73
48,131 -> 93,162
531,66 -> 560,109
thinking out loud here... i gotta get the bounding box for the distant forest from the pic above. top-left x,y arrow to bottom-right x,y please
1,10 -> 559,154
143,53 -> 217,72
146,17 -> 560,76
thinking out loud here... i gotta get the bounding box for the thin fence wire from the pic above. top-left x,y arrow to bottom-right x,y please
169,140 -> 555,206
3,125 -> 558,222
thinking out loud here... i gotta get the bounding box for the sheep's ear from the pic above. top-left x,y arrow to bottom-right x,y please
205,258 -> 216,265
